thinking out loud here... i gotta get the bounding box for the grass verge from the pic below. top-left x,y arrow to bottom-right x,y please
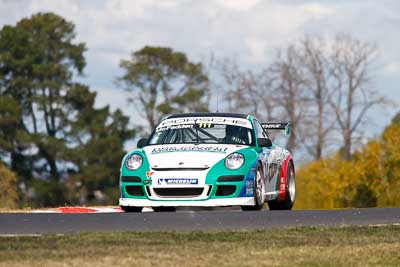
1,225 -> 399,267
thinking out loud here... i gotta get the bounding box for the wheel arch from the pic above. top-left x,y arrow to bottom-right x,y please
257,159 -> 266,183
277,154 -> 294,201
289,159 -> 295,175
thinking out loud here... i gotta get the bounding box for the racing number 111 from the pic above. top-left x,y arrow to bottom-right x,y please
198,122 -> 212,128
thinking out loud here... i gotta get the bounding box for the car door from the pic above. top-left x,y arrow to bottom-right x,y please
253,120 -> 273,194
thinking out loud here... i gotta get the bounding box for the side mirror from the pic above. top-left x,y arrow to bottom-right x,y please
137,138 -> 148,148
258,138 -> 272,148
285,123 -> 292,136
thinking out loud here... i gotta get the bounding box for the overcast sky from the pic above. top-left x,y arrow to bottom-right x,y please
1,0 -> 399,138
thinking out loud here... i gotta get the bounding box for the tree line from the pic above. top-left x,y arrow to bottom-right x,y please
0,13 -> 135,207
296,113 -> 400,208
0,12 -> 394,208
213,35 -> 387,160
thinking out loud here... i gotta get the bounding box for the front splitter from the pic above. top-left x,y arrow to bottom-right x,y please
119,197 -> 254,207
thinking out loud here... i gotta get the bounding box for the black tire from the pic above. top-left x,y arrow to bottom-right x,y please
120,206 -> 143,212
153,207 -> 176,212
268,162 -> 295,210
241,164 -> 265,211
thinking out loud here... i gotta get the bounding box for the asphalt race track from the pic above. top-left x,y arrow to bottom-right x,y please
1,208 -> 400,235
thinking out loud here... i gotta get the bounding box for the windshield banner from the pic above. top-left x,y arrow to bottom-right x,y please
158,117 -> 252,129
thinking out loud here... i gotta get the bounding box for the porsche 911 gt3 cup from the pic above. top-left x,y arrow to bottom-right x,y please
119,113 -> 295,212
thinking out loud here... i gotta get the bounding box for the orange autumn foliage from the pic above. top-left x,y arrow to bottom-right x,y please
295,123 -> 400,209
0,163 -> 18,208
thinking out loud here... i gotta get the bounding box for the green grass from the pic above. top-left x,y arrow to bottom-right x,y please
1,225 -> 400,267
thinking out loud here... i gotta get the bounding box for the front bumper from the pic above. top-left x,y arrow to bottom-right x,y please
119,197 -> 255,207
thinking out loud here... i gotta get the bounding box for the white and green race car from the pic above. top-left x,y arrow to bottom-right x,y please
119,113 -> 295,212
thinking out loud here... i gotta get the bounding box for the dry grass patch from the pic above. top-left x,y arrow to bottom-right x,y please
0,225 -> 399,267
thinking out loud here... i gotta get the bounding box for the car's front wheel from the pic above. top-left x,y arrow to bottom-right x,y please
268,162 -> 295,210
241,164 -> 265,211
120,206 -> 143,212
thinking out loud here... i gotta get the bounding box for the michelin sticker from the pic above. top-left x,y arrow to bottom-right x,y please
158,178 -> 199,185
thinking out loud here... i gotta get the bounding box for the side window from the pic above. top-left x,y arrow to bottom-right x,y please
254,120 -> 268,139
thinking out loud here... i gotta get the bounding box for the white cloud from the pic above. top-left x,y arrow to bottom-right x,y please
245,38 -> 267,63
0,0 -> 338,71
215,0 -> 261,11
384,62 -> 400,75
0,0 -> 399,133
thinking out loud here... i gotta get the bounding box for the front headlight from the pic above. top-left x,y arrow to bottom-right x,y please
125,154 -> 143,170
225,153 -> 244,170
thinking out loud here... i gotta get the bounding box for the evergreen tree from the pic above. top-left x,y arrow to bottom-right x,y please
64,85 -> 135,204
0,13 -> 135,206
118,46 -> 209,130
0,12 -> 85,180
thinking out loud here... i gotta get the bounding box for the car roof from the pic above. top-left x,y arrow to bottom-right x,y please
166,112 -> 249,119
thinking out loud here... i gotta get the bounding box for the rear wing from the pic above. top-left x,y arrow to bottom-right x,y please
261,122 -> 291,135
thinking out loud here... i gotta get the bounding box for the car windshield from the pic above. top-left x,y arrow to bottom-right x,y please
149,121 -> 254,145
